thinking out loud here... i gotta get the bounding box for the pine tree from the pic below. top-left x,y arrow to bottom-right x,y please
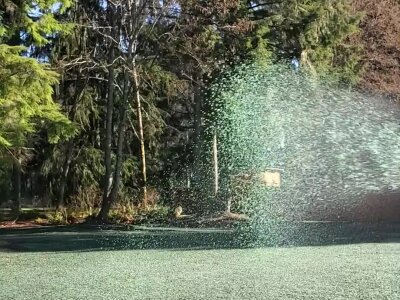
248,0 -> 362,83
0,0 -> 74,212
0,45 -> 74,147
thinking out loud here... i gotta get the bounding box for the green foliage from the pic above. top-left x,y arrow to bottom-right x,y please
69,185 -> 102,212
46,210 -> 67,225
132,204 -> 170,225
40,145 -> 103,204
244,21 -> 273,64
2,0 -> 395,223
1,0 -> 73,46
73,87 -> 100,132
72,147 -> 104,188
122,157 -> 139,189
266,0 -> 362,83
107,204 -> 170,224
0,45 -> 75,148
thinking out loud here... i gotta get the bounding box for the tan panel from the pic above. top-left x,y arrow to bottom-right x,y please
260,171 -> 281,187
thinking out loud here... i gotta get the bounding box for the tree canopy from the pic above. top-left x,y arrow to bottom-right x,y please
0,0 -> 397,220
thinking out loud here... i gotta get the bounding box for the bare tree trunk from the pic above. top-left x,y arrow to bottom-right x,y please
133,64 -> 148,207
102,54 -> 115,201
193,81 -> 202,167
107,112 -> 127,203
98,79 -> 129,221
12,152 -> 22,214
57,142 -> 73,209
106,72 -> 130,209
99,0 -> 153,218
212,131 -> 219,198
226,197 -> 232,214
98,2 -> 117,221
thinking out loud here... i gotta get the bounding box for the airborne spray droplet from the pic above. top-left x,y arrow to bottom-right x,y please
199,63 -> 400,247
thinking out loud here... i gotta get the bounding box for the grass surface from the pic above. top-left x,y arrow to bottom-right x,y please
0,224 -> 399,299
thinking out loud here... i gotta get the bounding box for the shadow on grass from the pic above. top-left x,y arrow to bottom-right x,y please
0,222 -> 399,253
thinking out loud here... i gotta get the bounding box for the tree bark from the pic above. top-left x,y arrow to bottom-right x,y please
57,141 -> 73,209
105,72 -> 130,211
102,54 -> 115,200
12,152 -> 22,214
98,2 -> 117,221
133,64 -> 148,207
193,80 -> 203,166
212,131 -> 219,198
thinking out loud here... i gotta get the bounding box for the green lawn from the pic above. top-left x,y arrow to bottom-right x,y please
0,225 -> 399,300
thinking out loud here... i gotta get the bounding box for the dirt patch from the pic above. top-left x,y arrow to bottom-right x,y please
0,220 -> 48,229
162,211 -> 250,229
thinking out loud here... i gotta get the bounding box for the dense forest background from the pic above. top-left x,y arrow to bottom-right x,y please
0,0 -> 399,222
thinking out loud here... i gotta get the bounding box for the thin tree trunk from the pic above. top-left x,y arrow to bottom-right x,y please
57,142 -> 73,209
106,107 -> 127,207
191,78 -> 204,192
212,131 -> 219,198
193,81 -> 202,166
98,2 -> 116,221
12,152 -> 22,214
133,64 -> 148,207
99,111 -> 126,221
226,197 -> 232,214
106,73 -> 130,210
102,55 -> 115,200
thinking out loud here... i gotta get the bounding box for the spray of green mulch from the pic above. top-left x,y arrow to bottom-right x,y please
200,63 -> 400,246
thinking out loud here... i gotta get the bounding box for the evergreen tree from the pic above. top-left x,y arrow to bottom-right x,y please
0,0 -> 74,211
4,0 -> 395,221
248,0 -> 362,83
